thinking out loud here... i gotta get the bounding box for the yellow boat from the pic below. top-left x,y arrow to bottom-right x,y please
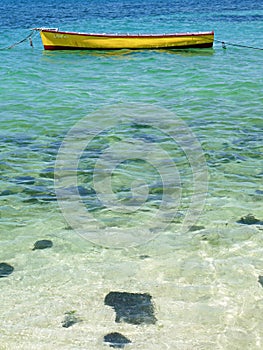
35,28 -> 214,50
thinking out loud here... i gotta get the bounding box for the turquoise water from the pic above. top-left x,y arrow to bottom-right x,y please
0,1 -> 263,349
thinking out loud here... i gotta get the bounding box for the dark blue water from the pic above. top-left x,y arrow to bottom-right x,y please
1,0 -> 263,28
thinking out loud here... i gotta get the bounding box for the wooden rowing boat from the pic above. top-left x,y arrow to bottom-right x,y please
35,28 -> 214,50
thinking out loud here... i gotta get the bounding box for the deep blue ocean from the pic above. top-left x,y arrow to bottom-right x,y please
0,0 -> 263,349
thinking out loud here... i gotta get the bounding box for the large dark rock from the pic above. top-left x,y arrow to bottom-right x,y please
104,332 -> 131,348
104,291 -> 156,325
0,263 -> 14,278
237,214 -> 262,225
32,239 -> 53,250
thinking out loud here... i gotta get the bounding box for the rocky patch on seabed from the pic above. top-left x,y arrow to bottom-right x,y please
104,291 -> 157,325
237,213 -> 263,225
104,332 -> 131,349
32,239 -> 53,250
0,262 -> 14,278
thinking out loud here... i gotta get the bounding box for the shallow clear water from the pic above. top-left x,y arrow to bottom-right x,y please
0,0 -> 263,349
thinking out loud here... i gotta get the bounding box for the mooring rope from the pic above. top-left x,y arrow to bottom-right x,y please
0,29 -> 36,50
214,39 -> 263,51
1,30 -> 262,51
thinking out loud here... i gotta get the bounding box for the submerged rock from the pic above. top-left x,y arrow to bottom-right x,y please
237,214 -> 262,225
62,310 -> 80,328
23,185 -> 51,196
32,239 -> 53,250
23,198 -> 40,204
0,189 -> 15,196
0,262 -> 14,278
104,332 -> 131,348
104,291 -> 156,325
39,167 -> 54,179
62,185 -> 96,197
189,225 -> 206,232
23,185 -> 57,203
14,176 -> 36,185
139,255 -> 150,260
258,276 -> 263,287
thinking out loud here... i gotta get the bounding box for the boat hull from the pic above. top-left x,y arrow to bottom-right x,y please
38,29 -> 214,50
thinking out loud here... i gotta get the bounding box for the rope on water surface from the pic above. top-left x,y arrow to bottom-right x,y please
1,30 -> 263,51
214,39 -> 263,51
0,29 -> 36,50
